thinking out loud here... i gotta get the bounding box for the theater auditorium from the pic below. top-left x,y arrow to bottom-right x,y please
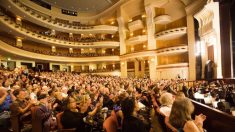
0,0 -> 235,132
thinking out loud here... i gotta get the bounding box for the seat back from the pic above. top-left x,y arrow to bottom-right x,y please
9,104 -> 21,132
56,112 -> 64,129
56,112 -> 76,132
156,111 -> 167,132
31,106 -> 42,132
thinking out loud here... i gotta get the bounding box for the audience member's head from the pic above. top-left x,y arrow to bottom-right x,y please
169,98 -> 194,128
13,89 -> 26,100
159,92 -> 174,106
121,97 -> 136,118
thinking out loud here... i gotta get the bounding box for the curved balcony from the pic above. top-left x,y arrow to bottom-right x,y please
0,40 -> 120,63
154,15 -> 172,25
120,50 -> 157,60
2,0 -> 119,34
128,20 -> 144,32
127,35 -> 148,45
0,14 -> 119,48
156,63 -> 189,69
156,45 -> 188,55
155,27 -> 187,40
121,45 -> 188,60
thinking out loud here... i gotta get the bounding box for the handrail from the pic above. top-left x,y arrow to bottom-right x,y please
190,99 -> 235,132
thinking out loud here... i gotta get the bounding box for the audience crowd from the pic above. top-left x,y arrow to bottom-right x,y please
0,66 -> 235,132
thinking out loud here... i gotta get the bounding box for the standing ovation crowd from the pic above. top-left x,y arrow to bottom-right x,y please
0,68 -> 207,132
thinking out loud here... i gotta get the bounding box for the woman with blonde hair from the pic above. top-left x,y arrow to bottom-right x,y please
169,98 -> 206,132
159,92 -> 174,117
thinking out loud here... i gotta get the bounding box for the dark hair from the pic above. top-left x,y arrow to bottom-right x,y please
38,94 -> 47,100
121,97 -> 135,118
13,89 -> 22,97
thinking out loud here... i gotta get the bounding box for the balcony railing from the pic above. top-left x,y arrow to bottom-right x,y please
0,11 -> 120,48
0,40 -> 120,63
0,36 -> 119,57
154,15 -> 172,25
155,27 -> 187,40
6,0 -> 119,34
127,35 -> 148,45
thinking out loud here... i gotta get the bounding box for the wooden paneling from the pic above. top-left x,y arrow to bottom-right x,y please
207,45 -> 214,61
191,99 -> 235,132
219,2 -> 232,78
157,53 -> 188,65
156,35 -> 188,49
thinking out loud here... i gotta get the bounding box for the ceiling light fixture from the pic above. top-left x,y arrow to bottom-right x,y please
16,17 -> 21,21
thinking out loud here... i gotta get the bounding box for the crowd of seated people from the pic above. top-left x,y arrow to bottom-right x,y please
0,67 -> 216,132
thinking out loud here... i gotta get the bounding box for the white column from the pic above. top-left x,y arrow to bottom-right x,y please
120,61 -> 127,78
140,60 -> 145,78
211,2 -> 222,78
117,16 -> 127,55
187,15 -> 196,80
149,56 -> 157,81
15,61 -> 21,68
145,5 -> 156,50
71,65 -> 74,72
82,65 -> 85,71
49,63 -> 53,71
59,64 -> 63,71
134,60 -> 139,78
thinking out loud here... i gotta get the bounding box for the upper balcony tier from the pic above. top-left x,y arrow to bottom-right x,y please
120,45 -> 188,60
126,35 -> 148,45
156,45 -> 188,56
155,27 -> 187,40
0,14 -> 120,48
0,40 -> 120,63
1,0 -> 119,34
154,15 -> 172,25
128,20 -> 144,32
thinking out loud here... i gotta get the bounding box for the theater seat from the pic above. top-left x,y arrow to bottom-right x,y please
56,112 -> 76,132
31,106 -> 42,132
9,104 -> 21,132
155,108 -> 177,132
